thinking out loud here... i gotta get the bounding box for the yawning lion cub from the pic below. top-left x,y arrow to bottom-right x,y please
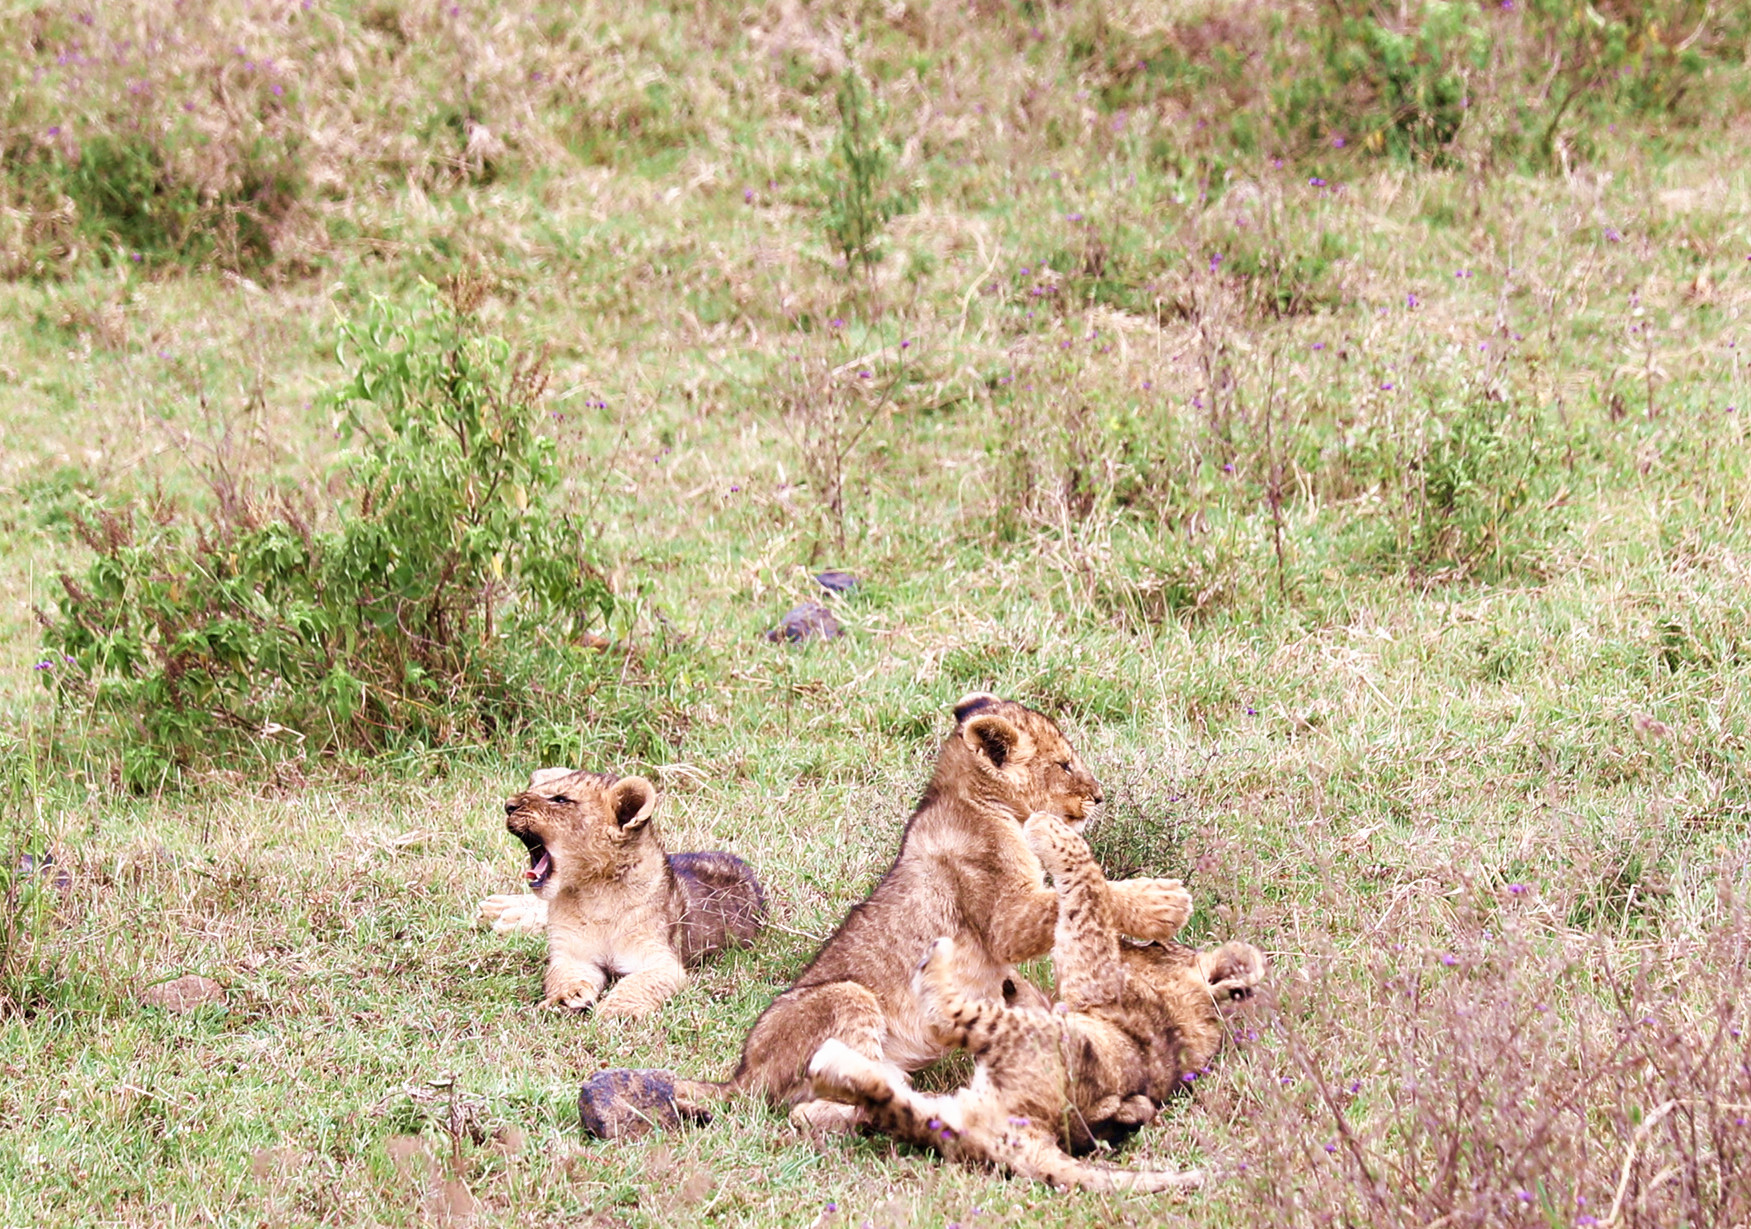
476,768 -> 765,1020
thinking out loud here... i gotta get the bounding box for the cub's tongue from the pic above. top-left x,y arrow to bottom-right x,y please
525,851 -> 551,883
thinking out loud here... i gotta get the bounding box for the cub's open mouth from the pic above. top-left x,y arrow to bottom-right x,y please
517,832 -> 553,890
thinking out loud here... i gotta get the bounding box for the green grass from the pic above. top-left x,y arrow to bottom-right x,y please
4,0 -> 1751,1224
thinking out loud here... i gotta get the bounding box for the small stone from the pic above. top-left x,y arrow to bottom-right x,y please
764,602 -> 842,644
140,975 -> 226,1013
14,853 -> 71,892
813,570 -> 861,595
578,1068 -> 706,1140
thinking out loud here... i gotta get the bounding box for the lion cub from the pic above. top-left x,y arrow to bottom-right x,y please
807,811 -> 1266,1192
476,769 -> 764,1020
663,695 -> 1193,1130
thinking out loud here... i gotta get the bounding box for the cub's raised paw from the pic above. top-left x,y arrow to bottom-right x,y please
1114,877 -> 1193,941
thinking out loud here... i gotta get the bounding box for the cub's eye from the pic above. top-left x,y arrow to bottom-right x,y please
547,795 -> 569,804
1056,761 -> 1072,773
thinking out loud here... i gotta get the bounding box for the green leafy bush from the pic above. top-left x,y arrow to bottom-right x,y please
40,287 -> 613,785
819,61 -> 910,276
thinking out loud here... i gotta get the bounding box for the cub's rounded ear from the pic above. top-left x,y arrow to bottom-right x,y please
606,776 -> 658,830
952,692 -> 1001,724
527,767 -> 577,791
962,713 -> 1029,769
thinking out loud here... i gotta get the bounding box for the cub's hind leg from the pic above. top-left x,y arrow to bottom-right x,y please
1198,940 -> 1268,1002
735,980 -> 889,1131
807,1041 -> 982,1160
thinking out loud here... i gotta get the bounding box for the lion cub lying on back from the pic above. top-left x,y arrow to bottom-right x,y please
475,769 -> 764,1020
808,812 -> 1265,1192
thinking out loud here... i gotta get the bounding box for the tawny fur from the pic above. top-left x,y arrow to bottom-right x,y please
476,768 -> 764,1020
671,695 -> 1193,1124
807,811 -> 1267,1191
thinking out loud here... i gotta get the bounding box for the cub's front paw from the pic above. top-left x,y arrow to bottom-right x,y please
476,893 -> 547,934
592,996 -> 656,1023
543,983 -> 601,1013
1115,877 -> 1193,941
475,893 -> 517,927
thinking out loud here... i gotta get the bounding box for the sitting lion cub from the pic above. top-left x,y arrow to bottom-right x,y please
807,811 -> 1265,1192
475,768 -> 765,1020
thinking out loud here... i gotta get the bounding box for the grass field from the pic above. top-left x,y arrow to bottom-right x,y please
3,1 -> 1751,1225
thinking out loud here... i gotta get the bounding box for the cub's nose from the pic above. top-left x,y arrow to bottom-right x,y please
503,798 -> 519,816
1090,790 -> 1105,807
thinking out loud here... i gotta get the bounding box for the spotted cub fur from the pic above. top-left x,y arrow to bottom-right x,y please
807,811 -> 1265,1192
476,768 -> 764,1020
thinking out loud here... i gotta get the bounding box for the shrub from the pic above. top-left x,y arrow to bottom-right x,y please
38,285 -> 614,786
818,59 -> 910,278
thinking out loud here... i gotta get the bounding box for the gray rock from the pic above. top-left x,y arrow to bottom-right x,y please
578,1068 -> 708,1140
140,975 -> 226,1013
813,570 -> 861,595
764,601 -> 843,644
